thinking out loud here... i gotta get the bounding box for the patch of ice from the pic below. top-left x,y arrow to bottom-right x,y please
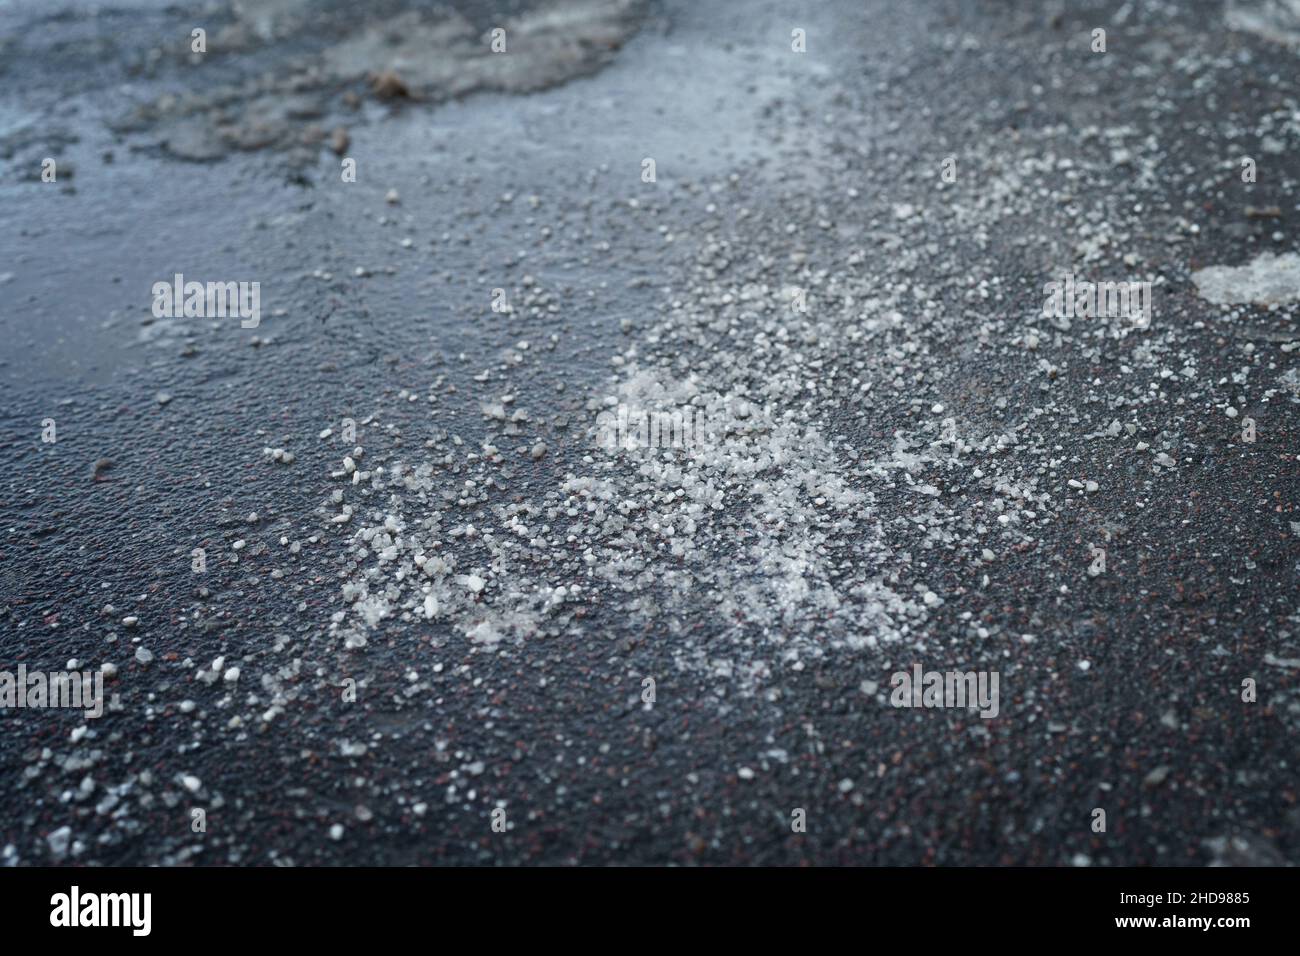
1192,252 -> 1300,306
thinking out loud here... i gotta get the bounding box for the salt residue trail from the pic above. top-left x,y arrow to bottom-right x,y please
325,267 -> 926,693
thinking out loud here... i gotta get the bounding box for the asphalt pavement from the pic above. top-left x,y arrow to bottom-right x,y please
1,0 -> 1298,866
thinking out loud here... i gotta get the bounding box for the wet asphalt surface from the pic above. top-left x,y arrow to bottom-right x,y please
1,0 -> 1299,866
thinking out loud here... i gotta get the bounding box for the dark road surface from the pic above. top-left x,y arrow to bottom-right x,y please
1,0 -> 1299,866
